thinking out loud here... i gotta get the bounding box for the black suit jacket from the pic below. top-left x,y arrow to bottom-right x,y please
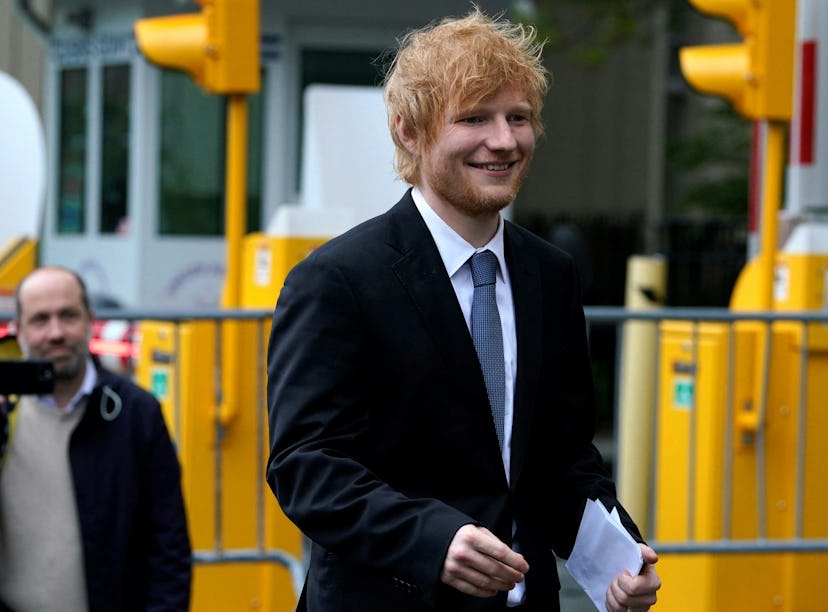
266,191 -> 642,611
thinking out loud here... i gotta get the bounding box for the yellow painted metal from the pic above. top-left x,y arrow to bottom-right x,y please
771,251 -> 828,610
655,320 -> 776,609
200,0 -> 260,94
773,252 -> 828,351
0,236 -> 37,306
774,252 -> 828,310
729,120 -> 785,310
134,14 -> 207,85
680,44 -> 749,110
241,233 -> 331,308
655,305 -> 828,609
724,119 -> 786,461
222,95 -> 247,310
136,319 -> 302,610
655,322 -> 730,544
218,94 -> 248,428
134,0 -> 259,95
135,4 -> 302,605
681,0 -> 796,120
755,122 -> 786,310
616,255 -> 666,535
135,321 -> 179,439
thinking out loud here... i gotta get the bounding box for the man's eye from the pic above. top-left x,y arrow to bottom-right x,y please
509,114 -> 529,123
60,311 -> 81,322
460,116 -> 484,124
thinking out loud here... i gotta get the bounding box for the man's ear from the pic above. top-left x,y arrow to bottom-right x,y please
395,115 -> 419,156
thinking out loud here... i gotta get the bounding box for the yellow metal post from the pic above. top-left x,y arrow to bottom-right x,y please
617,255 -> 666,535
756,121 -> 785,311
222,94 -> 247,309
220,94 -> 247,426
738,121 -> 785,442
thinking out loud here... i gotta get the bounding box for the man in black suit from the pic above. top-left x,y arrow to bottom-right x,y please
266,8 -> 660,611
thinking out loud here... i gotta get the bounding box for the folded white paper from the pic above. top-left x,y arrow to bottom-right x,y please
564,499 -> 644,612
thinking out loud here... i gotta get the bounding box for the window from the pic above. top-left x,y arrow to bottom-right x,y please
100,64 -> 130,234
157,72 -> 262,236
57,67 -> 87,234
158,71 -> 224,235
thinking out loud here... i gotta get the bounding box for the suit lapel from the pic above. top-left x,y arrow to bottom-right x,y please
504,223 -> 543,489
386,195 -> 494,426
385,196 -> 538,479
388,194 -> 505,464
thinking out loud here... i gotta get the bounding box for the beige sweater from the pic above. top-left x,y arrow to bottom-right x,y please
0,396 -> 88,611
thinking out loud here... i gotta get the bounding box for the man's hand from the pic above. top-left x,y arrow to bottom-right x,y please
605,544 -> 661,612
440,524 -> 529,598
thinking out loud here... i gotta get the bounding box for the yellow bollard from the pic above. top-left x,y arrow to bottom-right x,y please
616,254 -> 666,536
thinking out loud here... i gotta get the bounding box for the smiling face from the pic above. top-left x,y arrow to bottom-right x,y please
384,8 -> 548,189
14,268 -> 92,388
413,86 -> 535,220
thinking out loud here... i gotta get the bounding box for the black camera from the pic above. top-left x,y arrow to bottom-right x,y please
0,360 -> 56,396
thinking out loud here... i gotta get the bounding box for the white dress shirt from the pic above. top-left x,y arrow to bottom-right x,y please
412,187 -> 525,606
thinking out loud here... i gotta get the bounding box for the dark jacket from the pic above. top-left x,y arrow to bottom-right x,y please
25,365 -> 192,612
266,192 -> 642,611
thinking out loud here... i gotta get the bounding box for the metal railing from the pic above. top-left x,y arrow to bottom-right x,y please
5,305 -> 828,565
585,307 -> 828,556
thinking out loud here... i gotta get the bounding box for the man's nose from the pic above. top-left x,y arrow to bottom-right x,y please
485,116 -> 518,150
45,317 -> 65,340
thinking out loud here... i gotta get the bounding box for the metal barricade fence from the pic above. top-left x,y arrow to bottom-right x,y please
4,306 -> 828,608
585,308 -> 828,610
585,307 -> 828,554
85,307 -> 828,558
121,309 -> 307,608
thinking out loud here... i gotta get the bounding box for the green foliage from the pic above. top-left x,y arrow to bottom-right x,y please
514,1 -> 751,218
511,0 -> 662,66
667,102 -> 751,216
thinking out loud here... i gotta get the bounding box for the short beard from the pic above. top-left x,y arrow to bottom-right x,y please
53,354 -> 86,382
435,162 -> 530,218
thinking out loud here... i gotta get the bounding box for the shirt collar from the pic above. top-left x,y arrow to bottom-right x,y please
411,186 -> 507,279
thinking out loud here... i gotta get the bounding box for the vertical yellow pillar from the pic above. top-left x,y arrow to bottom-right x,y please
220,94 -> 248,427
617,255 -> 666,534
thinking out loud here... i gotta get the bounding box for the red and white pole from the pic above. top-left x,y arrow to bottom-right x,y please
787,0 -> 828,216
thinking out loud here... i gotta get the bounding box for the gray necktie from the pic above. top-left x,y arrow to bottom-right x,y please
469,250 -> 505,449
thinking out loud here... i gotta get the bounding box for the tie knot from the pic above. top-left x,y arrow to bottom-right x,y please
470,250 -> 498,288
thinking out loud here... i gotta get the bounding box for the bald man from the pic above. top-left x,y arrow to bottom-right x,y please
0,266 -> 191,612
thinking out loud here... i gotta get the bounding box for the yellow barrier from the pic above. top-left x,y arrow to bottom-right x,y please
241,233 -> 330,308
136,318 -> 302,611
654,316 -> 828,610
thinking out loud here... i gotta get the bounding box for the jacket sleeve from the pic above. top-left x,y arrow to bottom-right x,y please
143,397 -> 193,611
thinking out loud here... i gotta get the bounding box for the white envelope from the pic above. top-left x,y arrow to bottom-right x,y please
564,499 -> 644,612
